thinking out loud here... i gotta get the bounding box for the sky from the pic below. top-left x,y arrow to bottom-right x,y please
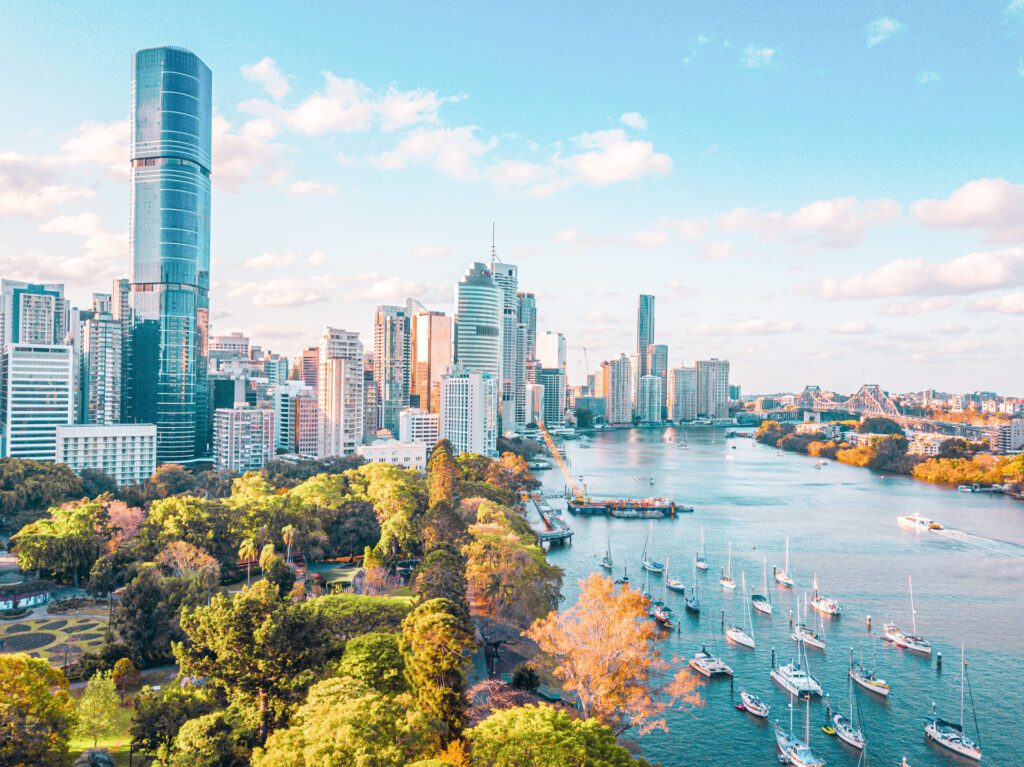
1,1 -> 1023,395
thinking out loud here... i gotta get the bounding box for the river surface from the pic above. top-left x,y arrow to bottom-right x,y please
535,427 -> 1024,767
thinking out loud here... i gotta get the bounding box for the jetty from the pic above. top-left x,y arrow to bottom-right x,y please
530,493 -> 573,545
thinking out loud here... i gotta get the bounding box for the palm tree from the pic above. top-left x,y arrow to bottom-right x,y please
239,538 -> 257,587
259,543 -> 276,574
282,525 -> 296,565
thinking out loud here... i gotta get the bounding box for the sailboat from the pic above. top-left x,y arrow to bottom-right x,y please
832,673 -> 866,750
883,575 -> 932,656
739,690 -> 770,718
614,566 -> 630,586
651,562 -> 675,629
685,560 -> 701,613
640,521 -> 665,574
924,644 -> 982,761
773,694 -> 825,767
792,592 -> 826,651
776,606 -> 824,697
752,555 -> 773,615
695,526 -> 709,571
719,541 -> 736,591
850,640 -> 891,698
599,535 -> 613,570
725,572 -> 755,648
810,573 -> 841,616
774,537 -> 796,588
666,557 -> 686,593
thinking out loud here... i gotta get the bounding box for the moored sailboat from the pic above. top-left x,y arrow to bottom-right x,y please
739,689 -> 770,718
752,554 -> 773,615
685,561 -> 701,613
640,521 -> 665,573
773,694 -> 825,767
849,640 -> 891,698
665,557 -> 686,593
600,535 -> 613,570
689,645 -> 733,677
810,573 -> 841,616
831,674 -> 865,750
924,644 -> 982,762
719,541 -> 736,590
792,593 -> 826,651
725,572 -> 755,648
883,575 -> 932,656
695,526 -> 709,571
774,536 -> 796,588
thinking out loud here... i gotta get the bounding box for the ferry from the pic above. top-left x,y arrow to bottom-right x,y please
897,512 -> 943,530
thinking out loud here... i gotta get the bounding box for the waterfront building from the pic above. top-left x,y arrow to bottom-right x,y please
637,294 -> 655,377
374,304 -> 411,435
80,310 -> 122,424
56,424 -> 156,487
271,381 -> 313,452
517,291 -> 537,359
602,354 -> 633,425
646,343 -> 669,418
637,374 -> 663,423
573,396 -> 606,424
213,406 -> 275,472
0,280 -> 68,346
128,46 -> 212,462
537,331 -> 567,372
409,306 -> 452,413
1,344 -> 74,460
455,262 -> 502,378
696,358 -> 730,419
490,259 -> 525,433
398,407 -> 440,446
356,439 -> 428,471
538,368 -> 567,427
526,383 -> 545,425
628,352 -> 642,413
440,363 -> 498,456
668,366 -> 698,421
318,328 -> 364,457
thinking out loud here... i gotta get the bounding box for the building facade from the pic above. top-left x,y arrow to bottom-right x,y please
537,331 -> 567,372
81,311 -> 122,424
636,294 -> 655,377
440,365 -> 498,456
398,408 -> 440,446
668,366 -> 698,421
213,406 -> 275,472
696,358 -> 731,419
517,292 -> 537,359
356,440 -> 428,471
602,354 -> 633,425
409,307 -> 452,414
455,262 -> 502,379
374,304 -> 411,435
271,381 -> 313,453
489,260 -> 525,433
0,280 -> 67,346
537,368 -> 566,428
1,344 -> 75,460
637,374 -> 664,423
318,328 -> 364,457
56,424 -> 157,487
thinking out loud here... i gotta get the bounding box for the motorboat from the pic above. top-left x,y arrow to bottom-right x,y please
689,647 -> 733,678
771,660 -> 823,698
739,689 -> 770,718
898,511 -> 943,531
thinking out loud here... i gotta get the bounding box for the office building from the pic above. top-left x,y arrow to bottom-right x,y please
490,259 -> 524,432
374,304 -> 411,435
356,440 -> 428,471
213,406 -> 275,472
262,353 -> 289,385
538,368 -> 566,427
455,262 -> 502,378
696,358 -> 730,419
294,394 -> 319,457
128,47 -> 212,462
602,354 -> 633,425
209,332 -> 250,368
56,424 -> 156,487
636,294 -> 655,377
537,331 -> 567,372
111,278 -> 133,420
440,364 -> 498,456
668,366 -> 698,421
628,352 -> 641,412
318,328 -> 364,457
296,347 -> 319,389
517,292 -> 537,360
637,375 -> 663,424
398,408 -> 440,447
1,344 -> 75,460
81,310 -> 122,424
0,280 -> 68,346
409,307 -> 452,413
526,383 -> 545,425
646,343 -> 669,418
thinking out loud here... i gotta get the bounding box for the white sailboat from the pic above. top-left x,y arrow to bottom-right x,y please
774,536 -> 796,588
773,694 -> 825,767
752,555 -> 773,615
600,534 -> 613,570
883,575 -> 932,656
850,640 -> 891,698
640,521 -> 665,573
685,560 -> 700,613
792,592 -> 826,651
810,573 -> 841,616
725,572 -> 755,648
772,624 -> 824,698
924,644 -> 982,761
739,689 -> 770,718
719,541 -> 736,591
832,673 -> 865,750
666,556 -> 686,593
695,526 -> 709,571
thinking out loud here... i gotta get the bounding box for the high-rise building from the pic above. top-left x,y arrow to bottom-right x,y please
271,381 -> 313,453
213,406 -> 275,472
0,280 -> 67,346
636,294 -> 655,377
537,331 -> 567,372
317,328 -> 364,457
440,364 -> 498,456
363,361 -> 379,438
490,259 -> 524,432
261,353 -> 289,386
81,310 -> 122,424
297,347 -> 319,389
209,332 -> 249,369
112,278 -> 132,416
516,292 -> 537,360
525,383 -> 545,425
398,408 -> 440,447
646,343 -> 669,419
409,307 -> 452,414
374,304 -> 411,435
637,375 -> 663,424
56,424 -> 157,487
628,352 -> 641,413
294,394 -> 319,458
1,344 -> 75,460
455,262 -> 502,378
668,366 -> 698,421
538,368 -> 566,427
696,358 -> 730,419
602,354 -> 632,425
128,46 -> 212,462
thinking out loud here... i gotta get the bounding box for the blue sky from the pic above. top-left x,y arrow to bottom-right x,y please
2,1 -> 1023,393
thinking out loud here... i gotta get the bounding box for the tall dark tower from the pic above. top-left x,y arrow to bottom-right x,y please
637,294 -> 655,377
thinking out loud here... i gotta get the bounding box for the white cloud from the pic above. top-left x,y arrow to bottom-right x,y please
228,277 -> 331,307
241,57 -> 290,100
970,291 -> 1024,315
243,251 -> 328,271
60,120 -> 130,178
633,230 -> 667,249
694,318 -> 802,336
1009,0 -> 1024,14
11,213 -> 128,283
335,153 -> 357,166
867,18 -> 903,47
917,71 -> 941,85
286,180 -> 338,197
880,297 -> 957,316
212,115 -> 286,191
911,178 -> 1024,244
744,45 -> 775,69
719,196 -> 900,249
832,320 -> 875,335
682,34 -> 710,66
306,250 -> 327,267
370,126 -> 494,180
488,159 -> 548,190
620,112 -> 648,130
813,247 -> 1024,299
413,245 -> 451,258
378,86 -> 451,131
665,218 -> 709,241
0,151 -> 94,218
554,228 -> 619,248
344,276 -> 447,304
704,240 -> 733,259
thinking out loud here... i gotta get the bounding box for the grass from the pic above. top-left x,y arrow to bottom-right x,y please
68,732 -> 134,766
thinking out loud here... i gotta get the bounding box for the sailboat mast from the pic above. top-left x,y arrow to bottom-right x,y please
727,542 -> 732,577
785,537 -> 790,571
909,575 -> 918,635
960,643 -> 965,730
805,695 -> 811,744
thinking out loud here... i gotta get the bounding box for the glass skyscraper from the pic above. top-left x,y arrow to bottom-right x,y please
128,47 -> 212,462
636,294 -> 655,377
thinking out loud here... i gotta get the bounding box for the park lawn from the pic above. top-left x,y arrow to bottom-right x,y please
68,730 -> 133,766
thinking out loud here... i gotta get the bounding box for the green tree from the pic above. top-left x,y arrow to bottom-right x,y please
238,538 -> 258,587
336,631 -> 406,694
146,464 -> 200,499
421,501 -> 469,553
348,463 -> 427,557
170,708 -> 256,767
174,580 -> 328,744
323,501 -> 380,558
262,555 -> 296,595
400,599 -> 475,737
0,653 -> 77,767
111,568 -> 181,665
144,496 -> 235,568
467,704 -> 643,767
858,417 -> 904,435
111,657 -> 140,698
415,545 -> 469,609
0,457 -> 83,528
10,499 -> 101,584
75,670 -> 125,748
79,468 -> 119,498
304,593 -> 412,658
427,440 -> 459,508
130,685 -> 216,762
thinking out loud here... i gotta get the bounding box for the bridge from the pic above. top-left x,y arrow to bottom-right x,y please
798,384 -> 900,417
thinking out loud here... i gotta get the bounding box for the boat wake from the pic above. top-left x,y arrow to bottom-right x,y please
936,528 -> 1024,560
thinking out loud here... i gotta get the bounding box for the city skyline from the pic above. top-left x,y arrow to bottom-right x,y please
2,4 -> 1024,393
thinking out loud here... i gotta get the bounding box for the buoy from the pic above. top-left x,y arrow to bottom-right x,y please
936,652 -> 942,670
866,614 -> 872,630
788,609 -> 793,626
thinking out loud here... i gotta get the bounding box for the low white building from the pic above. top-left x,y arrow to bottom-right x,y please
56,423 -> 156,487
1,343 -> 74,460
398,408 -> 440,447
908,432 -> 947,456
356,439 -> 428,471
213,406 -> 275,473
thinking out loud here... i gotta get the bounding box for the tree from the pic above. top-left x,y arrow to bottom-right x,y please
574,408 -> 595,429
0,653 -> 76,767
0,457 -> 83,528
111,568 -> 181,666
415,545 -> 468,609
130,685 -> 216,761
400,599 -> 475,737
486,452 -> 537,493
427,440 -> 459,508
144,496 -> 235,568
76,670 -> 125,748
251,677 -> 443,767
156,541 -> 220,583
304,593 -> 412,658
421,501 -> 469,553
467,704 -> 644,767
336,631 -> 406,694
322,501 -> 380,559
262,555 -> 296,595
525,573 -> 702,735
147,464 -> 200,499
80,468 -> 119,499
348,463 -> 427,557
858,417 -> 903,435
239,538 -> 257,587
174,580 -> 328,744
259,543 -> 276,573
510,664 -> 539,692
112,657 -> 140,699
282,524 -> 297,563
170,708 -> 256,767
10,499 -> 101,584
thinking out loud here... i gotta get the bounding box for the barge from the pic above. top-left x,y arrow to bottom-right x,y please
566,496 -> 690,518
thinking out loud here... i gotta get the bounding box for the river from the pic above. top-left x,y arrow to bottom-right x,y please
535,426 -> 1024,767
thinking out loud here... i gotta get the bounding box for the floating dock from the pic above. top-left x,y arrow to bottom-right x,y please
530,494 -> 573,545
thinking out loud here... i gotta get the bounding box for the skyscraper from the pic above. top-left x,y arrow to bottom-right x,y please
516,292 -> 537,359
602,354 -> 632,425
409,306 -> 452,414
646,343 -> 669,419
81,309 -> 122,424
440,363 -> 498,456
637,375 -> 663,424
668,366 -> 698,421
374,304 -> 411,434
318,328 -> 364,457
636,294 -> 655,377
0,280 -> 68,346
455,263 -> 502,378
128,46 -> 212,463
696,358 -> 730,419
537,331 -> 567,371
490,258 -> 524,432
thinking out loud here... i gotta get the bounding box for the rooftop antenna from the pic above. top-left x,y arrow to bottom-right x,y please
491,222 -> 501,263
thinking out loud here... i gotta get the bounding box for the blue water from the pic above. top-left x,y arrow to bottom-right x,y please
537,427 -> 1024,767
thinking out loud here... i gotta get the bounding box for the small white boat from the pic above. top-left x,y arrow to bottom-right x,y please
599,535 -> 613,570
739,689 -> 770,718
689,647 -> 733,678
665,558 -> 686,593
883,575 -> 932,656
810,574 -> 841,616
897,511 -> 943,531
792,593 -> 826,649
752,555 -> 773,615
720,541 -> 736,591
726,572 -> 756,648
774,537 -> 796,588
924,644 -> 981,761
850,642 -> 890,698
695,526 -> 709,571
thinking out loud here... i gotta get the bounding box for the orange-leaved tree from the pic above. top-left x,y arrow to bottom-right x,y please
525,572 -> 702,735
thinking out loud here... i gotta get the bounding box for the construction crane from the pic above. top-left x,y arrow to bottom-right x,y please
537,421 -> 583,499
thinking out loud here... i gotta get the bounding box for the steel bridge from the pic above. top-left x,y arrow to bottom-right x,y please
797,384 -> 901,418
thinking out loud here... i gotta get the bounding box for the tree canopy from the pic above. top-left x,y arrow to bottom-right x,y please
0,653 -> 77,767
